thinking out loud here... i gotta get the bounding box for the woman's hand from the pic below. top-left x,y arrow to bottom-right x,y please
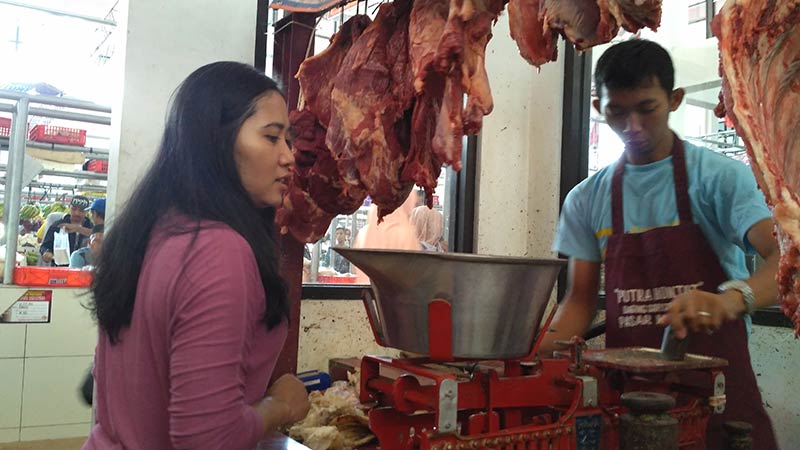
254,373 -> 311,434
659,290 -> 745,339
267,374 -> 311,426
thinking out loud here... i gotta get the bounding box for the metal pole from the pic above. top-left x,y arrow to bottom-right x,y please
0,165 -> 108,181
0,89 -> 112,113
310,241 -> 321,282
0,103 -> 111,125
0,1 -> 116,27
0,138 -> 110,159
4,98 -> 29,284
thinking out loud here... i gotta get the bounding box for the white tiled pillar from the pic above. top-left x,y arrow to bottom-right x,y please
106,0 -> 259,222
476,13 -> 565,259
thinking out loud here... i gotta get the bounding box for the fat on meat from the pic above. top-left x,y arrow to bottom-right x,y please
326,0 -> 417,218
712,0 -> 800,334
508,0 -> 559,68
296,15 -> 372,127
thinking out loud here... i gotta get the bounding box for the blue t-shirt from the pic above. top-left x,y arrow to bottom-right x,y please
553,140 -> 771,282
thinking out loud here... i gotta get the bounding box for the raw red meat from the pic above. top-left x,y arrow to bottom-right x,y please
712,0 -> 800,334
406,0 -> 449,205
409,0 -> 450,94
326,0 -> 417,217
508,0 -> 558,67
296,15 -> 372,127
462,0 -> 505,135
276,188 -> 334,244
541,0 -> 619,51
511,0 -> 662,68
429,0 -> 504,169
276,110 -> 366,243
606,0 -> 662,32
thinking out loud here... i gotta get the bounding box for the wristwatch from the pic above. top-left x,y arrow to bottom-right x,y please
717,280 -> 756,316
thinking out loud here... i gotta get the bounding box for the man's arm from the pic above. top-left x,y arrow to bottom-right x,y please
538,258 -> 601,356
61,222 -> 92,237
661,218 -> 779,338
39,223 -> 58,260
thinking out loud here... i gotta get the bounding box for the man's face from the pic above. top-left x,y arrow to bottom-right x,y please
70,206 -> 87,223
593,76 -> 684,163
335,229 -> 346,245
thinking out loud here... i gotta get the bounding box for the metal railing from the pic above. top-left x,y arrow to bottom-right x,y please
0,90 -> 111,284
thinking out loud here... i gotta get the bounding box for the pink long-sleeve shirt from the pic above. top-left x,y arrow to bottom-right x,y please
83,221 -> 287,450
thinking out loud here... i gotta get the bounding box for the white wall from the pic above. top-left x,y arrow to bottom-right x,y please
106,0 -> 258,222
475,14 -> 564,259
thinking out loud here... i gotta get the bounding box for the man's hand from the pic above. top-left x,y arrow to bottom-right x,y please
659,289 -> 746,339
60,223 -> 81,233
60,223 -> 91,236
42,252 -> 53,263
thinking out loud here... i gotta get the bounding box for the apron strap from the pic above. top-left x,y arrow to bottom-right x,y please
611,134 -> 693,235
670,136 -> 694,225
611,154 -> 626,235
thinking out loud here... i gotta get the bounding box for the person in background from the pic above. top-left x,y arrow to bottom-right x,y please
86,198 -> 106,225
83,62 -> 309,450
70,224 -> 104,269
353,192 -> 419,283
344,228 -> 352,246
410,206 -> 445,253
40,196 -> 93,266
332,226 -> 351,274
545,40 -> 778,448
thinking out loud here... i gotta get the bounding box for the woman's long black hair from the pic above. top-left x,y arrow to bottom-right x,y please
90,61 -> 289,344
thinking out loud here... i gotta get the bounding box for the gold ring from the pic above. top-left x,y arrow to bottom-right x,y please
697,311 -> 712,318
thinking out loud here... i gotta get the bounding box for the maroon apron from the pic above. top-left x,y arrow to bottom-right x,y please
603,138 -> 778,449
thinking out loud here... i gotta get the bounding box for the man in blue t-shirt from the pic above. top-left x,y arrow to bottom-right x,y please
545,40 -> 779,447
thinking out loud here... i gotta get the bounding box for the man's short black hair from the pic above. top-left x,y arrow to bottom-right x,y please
594,39 -> 675,96
335,226 -> 345,232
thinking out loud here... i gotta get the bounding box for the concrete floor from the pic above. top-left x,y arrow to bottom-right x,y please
0,437 -> 85,450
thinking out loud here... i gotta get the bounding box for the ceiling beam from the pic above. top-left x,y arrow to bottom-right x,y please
0,0 -> 116,27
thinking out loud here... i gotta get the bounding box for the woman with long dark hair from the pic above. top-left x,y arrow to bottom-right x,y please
83,62 -> 310,450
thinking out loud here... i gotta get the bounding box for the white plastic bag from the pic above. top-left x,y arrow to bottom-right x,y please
53,228 -> 70,266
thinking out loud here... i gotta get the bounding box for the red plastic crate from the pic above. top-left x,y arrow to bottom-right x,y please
28,124 -> 87,147
14,266 -> 92,288
87,159 -> 109,173
0,117 -> 10,138
317,274 -> 358,284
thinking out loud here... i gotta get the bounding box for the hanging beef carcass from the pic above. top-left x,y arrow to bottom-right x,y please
277,16 -> 371,243
462,0 -> 506,135
509,0 -> 662,67
540,0 -> 619,51
508,0 -> 558,67
712,0 -> 800,334
277,111 -> 337,243
429,0 -> 505,170
327,0 -> 417,218
297,15 -> 372,127
606,0 -> 662,32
